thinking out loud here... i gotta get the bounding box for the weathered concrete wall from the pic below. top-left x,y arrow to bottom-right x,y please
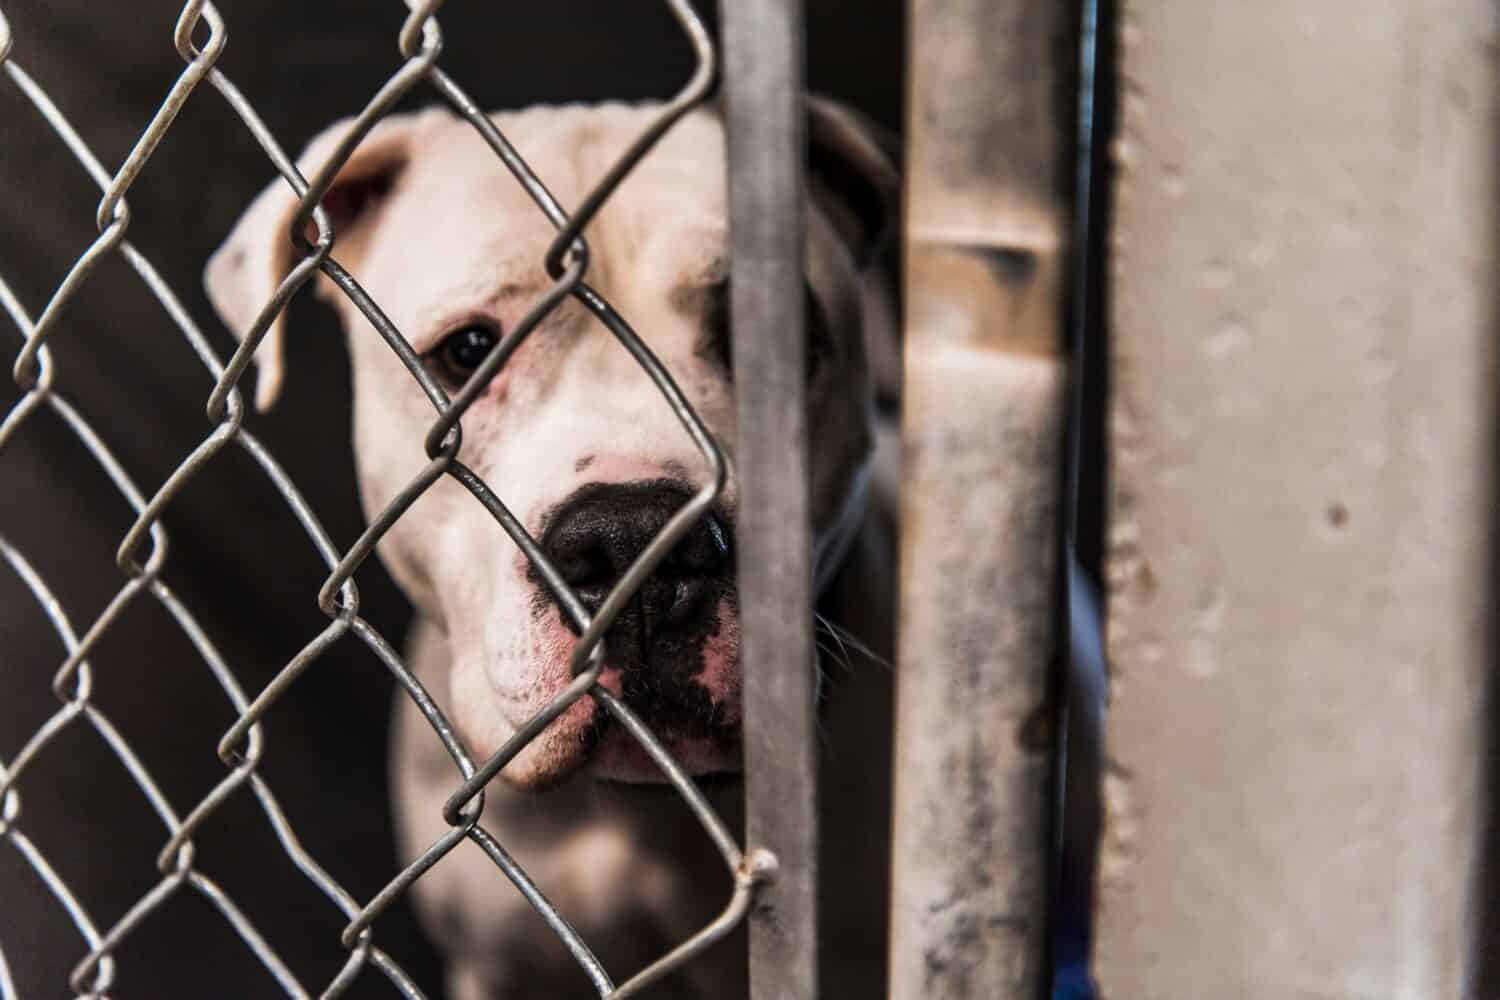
1096,1 -> 1499,998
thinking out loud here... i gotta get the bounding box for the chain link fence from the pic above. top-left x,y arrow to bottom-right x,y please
0,1 -> 771,995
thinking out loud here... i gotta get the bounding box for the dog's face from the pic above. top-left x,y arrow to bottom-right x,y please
206,102 -> 893,788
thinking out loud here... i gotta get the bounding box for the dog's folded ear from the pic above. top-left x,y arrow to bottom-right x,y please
806,96 -> 900,270
204,111 -> 430,410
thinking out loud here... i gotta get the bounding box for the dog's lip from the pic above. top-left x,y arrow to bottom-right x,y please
523,664 -> 741,782
583,719 -> 742,783
512,580 -> 743,783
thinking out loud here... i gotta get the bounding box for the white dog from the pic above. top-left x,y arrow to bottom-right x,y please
206,99 -> 897,998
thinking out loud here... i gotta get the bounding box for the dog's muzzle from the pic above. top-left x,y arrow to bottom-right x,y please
539,481 -> 733,671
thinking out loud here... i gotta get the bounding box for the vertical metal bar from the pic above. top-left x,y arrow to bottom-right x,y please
889,0 -> 1074,997
721,1 -> 818,997
1094,1 -> 1499,996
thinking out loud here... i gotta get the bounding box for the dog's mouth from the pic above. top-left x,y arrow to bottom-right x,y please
520,480 -> 743,784
575,680 -> 742,784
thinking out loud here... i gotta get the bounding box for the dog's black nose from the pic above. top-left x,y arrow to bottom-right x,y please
539,482 -> 732,656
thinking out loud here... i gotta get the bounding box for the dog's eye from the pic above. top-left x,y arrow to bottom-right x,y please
704,280 -> 732,376
431,323 -> 501,384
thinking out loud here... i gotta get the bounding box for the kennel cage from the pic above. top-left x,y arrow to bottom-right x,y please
4,0 -> 1496,998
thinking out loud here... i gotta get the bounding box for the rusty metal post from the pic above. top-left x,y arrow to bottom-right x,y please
721,1 -> 819,997
889,1 -> 1074,997
1095,1 -> 1499,996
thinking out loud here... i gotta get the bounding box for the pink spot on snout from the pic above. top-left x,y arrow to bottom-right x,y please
516,594 -> 742,783
695,596 -> 742,725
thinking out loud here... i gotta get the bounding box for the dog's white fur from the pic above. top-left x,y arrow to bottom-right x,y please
207,100 -> 896,997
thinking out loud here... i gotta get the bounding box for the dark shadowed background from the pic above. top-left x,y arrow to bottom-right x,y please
0,2 -> 901,996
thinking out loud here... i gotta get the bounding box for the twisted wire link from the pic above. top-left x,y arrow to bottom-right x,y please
2,1 -> 766,996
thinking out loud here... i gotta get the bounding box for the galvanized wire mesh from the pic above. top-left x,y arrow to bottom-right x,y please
0,1 -> 765,995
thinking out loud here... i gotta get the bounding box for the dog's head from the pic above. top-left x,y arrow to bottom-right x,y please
205,101 -> 895,788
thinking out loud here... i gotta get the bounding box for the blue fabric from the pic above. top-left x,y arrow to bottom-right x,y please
1053,959 -> 1096,1000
